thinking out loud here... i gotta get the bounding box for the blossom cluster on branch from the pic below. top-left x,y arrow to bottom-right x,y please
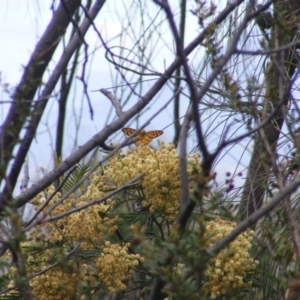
103,142 -> 201,221
203,217 -> 258,299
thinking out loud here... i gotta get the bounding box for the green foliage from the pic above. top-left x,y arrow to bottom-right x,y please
62,161 -> 93,193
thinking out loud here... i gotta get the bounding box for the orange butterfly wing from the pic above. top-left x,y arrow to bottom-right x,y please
122,128 -> 136,136
122,128 -> 163,146
145,130 -> 163,138
139,130 -> 163,146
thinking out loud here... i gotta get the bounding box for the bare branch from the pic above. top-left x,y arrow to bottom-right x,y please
24,165 -> 78,229
237,39 -> 300,55
100,89 -> 123,117
179,105 -> 193,209
18,156 -> 30,217
26,173 -> 145,229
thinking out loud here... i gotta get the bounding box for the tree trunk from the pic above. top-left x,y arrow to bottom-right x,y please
239,0 -> 300,219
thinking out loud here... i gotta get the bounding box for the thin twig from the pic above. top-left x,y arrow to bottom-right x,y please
237,39 -> 300,55
30,173 -> 145,226
178,105 -> 193,208
207,90 -> 296,170
100,89 -> 123,117
90,78 -> 158,92
20,156 -> 29,194
208,177 -> 300,257
80,4 -> 140,98
24,165 -> 78,228
18,156 -> 30,218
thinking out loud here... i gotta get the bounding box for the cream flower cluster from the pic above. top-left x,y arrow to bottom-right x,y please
95,241 -> 142,293
3,181 -> 142,298
103,142 -> 201,221
203,217 -> 258,299
29,263 -> 95,300
32,186 -> 118,249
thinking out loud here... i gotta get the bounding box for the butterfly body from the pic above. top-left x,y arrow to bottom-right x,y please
122,128 -> 163,146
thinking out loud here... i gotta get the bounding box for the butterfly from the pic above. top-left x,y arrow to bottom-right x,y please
122,128 -> 163,146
